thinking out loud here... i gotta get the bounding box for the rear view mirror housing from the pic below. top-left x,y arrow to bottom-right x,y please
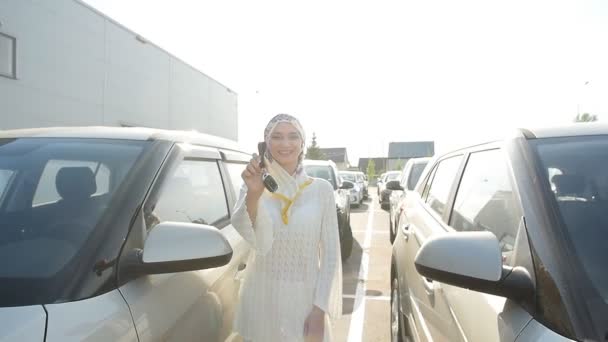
385,180 -> 403,191
414,232 -> 534,306
121,222 -> 233,281
340,181 -> 355,190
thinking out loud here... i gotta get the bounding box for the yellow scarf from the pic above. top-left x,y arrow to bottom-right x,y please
265,157 -> 313,225
271,179 -> 313,224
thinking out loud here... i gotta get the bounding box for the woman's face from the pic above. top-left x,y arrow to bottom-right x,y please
268,122 -> 303,170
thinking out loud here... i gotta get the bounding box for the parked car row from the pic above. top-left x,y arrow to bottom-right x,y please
390,123 -> 608,342
0,127 -> 355,341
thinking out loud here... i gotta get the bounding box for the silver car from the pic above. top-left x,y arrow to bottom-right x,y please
0,127 -> 251,341
391,124 -> 607,342
386,157 -> 430,243
340,171 -> 364,207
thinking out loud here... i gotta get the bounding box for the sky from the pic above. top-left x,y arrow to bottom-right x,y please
83,0 -> 608,165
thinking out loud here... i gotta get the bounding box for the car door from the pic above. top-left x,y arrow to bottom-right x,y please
441,148 -> 526,342
119,144 -> 247,342
391,163 -> 410,233
220,151 -> 257,341
399,154 -> 465,342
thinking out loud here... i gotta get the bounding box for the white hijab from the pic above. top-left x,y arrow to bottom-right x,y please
262,114 -> 311,224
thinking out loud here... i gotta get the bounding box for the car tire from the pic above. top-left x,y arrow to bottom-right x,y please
341,221 -> 353,261
391,277 -> 404,342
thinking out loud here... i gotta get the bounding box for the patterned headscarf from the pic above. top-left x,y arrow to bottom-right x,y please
262,114 -> 312,225
263,114 -> 306,175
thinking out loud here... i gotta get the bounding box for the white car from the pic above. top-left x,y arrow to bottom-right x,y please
355,171 -> 369,199
391,123 -> 608,342
379,171 -> 401,209
386,157 -> 430,243
339,171 -> 364,207
303,159 -> 354,260
0,127 -> 252,341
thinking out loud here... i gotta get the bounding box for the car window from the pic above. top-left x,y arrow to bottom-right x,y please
399,166 -> 409,185
387,172 -> 400,181
305,165 -> 337,189
340,173 -> 356,182
449,149 -> 520,261
225,162 -> 246,198
0,138 -> 146,281
150,159 -> 229,229
425,156 -> 463,217
407,162 -> 429,191
33,160 -> 110,206
533,135 -> 608,305
0,169 -> 14,200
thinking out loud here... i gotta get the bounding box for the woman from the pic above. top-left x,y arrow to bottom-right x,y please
231,114 -> 342,342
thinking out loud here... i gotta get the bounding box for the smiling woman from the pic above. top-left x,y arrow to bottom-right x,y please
231,114 -> 342,342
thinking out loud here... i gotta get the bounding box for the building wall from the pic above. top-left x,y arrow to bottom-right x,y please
0,0 -> 238,140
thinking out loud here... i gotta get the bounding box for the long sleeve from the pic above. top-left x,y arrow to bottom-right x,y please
313,183 -> 343,319
230,183 -> 275,255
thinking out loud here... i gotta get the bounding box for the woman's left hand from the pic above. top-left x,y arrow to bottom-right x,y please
303,306 -> 325,342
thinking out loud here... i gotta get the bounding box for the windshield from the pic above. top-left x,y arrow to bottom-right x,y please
386,172 -> 400,181
0,138 -> 147,305
408,162 -> 429,190
532,135 -> 608,337
340,173 -> 356,182
305,165 -> 336,189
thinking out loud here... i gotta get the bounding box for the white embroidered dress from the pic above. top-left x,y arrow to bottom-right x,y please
231,165 -> 342,342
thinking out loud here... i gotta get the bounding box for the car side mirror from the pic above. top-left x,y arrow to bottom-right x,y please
385,180 -> 403,191
340,180 -> 355,190
122,222 -> 233,280
414,231 -> 534,306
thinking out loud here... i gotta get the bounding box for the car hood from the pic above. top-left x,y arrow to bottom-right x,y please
0,306 -> 46,341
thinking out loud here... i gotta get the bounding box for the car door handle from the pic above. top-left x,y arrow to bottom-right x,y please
401,223 -> 412,240
422,276 -> 436,295
235,263 -> 247,281
422,276 -> 442,295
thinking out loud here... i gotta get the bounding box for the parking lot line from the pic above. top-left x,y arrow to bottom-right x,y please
347,199 -> 375,342
343,294 -> 390,302
351,230 -> 388,234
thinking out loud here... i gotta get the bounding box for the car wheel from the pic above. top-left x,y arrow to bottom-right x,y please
391,277 -> 404,342
341,221 -> 353,261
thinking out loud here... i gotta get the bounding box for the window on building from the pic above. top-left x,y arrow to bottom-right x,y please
0,33 -> 16,79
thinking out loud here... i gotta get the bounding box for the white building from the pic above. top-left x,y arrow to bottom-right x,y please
0,0 -> 238,140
